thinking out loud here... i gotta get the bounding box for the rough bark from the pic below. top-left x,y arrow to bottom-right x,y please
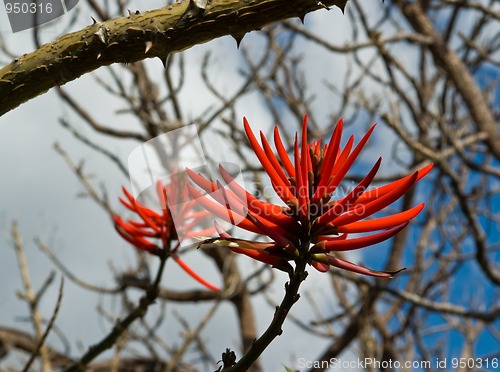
0,0 -> 348,117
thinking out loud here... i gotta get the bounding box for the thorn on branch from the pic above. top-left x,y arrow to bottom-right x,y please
126,9 -> 140,16
158,54 -> 170,69
93,25 -> 109,45
335,0 -> 348,13
144,41 -> 153,54
231,33 -> 246,49
176,0 -> 207,27
315,1 -> 330,10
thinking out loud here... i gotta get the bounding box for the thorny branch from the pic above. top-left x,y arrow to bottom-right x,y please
1,0 -> 498,371
0,0 -> 349,116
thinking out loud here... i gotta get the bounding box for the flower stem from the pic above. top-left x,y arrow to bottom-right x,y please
223,254 -> 309,371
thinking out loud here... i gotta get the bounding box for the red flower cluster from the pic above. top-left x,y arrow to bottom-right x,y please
187,116 -> 432,277
114,181 -> 219,291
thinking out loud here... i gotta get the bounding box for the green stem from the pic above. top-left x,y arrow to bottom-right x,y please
63,255 -> 168,372
224,254 -> 309,371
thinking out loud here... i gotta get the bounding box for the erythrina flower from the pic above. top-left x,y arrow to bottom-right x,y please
114,180 -> 219,291
187,116 -> 433,277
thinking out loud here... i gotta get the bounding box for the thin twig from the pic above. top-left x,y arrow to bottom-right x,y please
22,278 -> 65,372
63,254 -> 169,371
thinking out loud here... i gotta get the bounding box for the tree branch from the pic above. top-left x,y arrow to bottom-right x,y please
0,327 -> 72,368
396,0 -> 500,160
0,0 -> 348,117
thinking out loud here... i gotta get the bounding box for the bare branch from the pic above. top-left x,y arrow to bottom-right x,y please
0,0 -> 349,116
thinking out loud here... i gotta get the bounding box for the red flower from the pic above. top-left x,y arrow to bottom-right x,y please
187,116 -> 432,277
114,181 -> 219,291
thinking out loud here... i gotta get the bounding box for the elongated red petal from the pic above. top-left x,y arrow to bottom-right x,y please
188,170 -> 297,240
121,186 -> 137,206
312,253 -> 404,278
121,188 -> 163,220
134,204 -> 162,233
188,209 -> 212,220
214,221 -> 232,238
185,168 -> 217,194
316,157 -> 381,226
171,254 -> 220,291
156,180 -> 168,209
187,170 -> 247,221
315,233 -> 348,242
328,257 -> 403,277
187,183 -> 251,228
337,203 -> 424,233
114,218 -> 161,255
330,135 -> 353,177
119,197 -> 135,211
228,246 -> 279,266
336,157 -> 381,208
215,181 -> 245,224
186,226 -> 216,237
260,131 -> 291,187
313,139 -> 322,157
115,218 -> 158,237
128,220 -> 149,228
313,135 -> 354,203
182,217 -> 211,234
332,172 -> 418,227
313,119 -> 343,198
187,183 -> 293,240
301,115 -> 310,198
274,126 -> 295,178
322,124 -> 376,200
356,163 -> 433,204
245,209 -> 297,249
218,165 -> 299,228
310,260 -> 330,272
244,118 -> 297,204
216,177 -> 297,240
314,223 -> 408,252
294,135 -> 309,220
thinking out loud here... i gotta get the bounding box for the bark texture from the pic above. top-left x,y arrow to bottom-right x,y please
0,0 -> 348,117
